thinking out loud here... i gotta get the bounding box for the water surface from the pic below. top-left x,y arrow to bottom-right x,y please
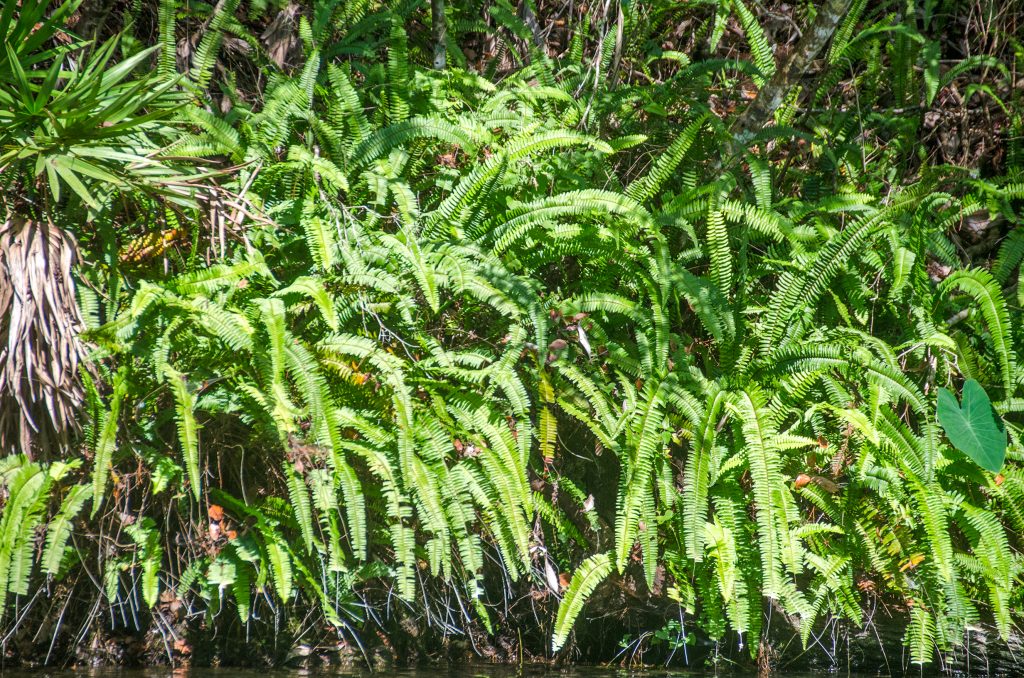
0,667 -> 892,678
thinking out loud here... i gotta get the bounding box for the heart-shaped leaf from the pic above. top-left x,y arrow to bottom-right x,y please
937,379 -> 1007,472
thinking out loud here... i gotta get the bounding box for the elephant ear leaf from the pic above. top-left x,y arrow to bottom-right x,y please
937,379 -> 1007,472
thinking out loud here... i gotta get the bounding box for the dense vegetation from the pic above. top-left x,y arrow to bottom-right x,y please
0,0 -> 1022,671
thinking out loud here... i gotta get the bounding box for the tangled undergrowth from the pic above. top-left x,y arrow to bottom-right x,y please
0,0 -> 1022,672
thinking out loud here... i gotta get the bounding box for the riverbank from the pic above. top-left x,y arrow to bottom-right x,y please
1,0 -> 1021,675
5,587 -> 1023,676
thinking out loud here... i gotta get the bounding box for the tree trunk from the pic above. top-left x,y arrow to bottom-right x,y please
731,0 -> 854,147
431,0 -> 447,69
519,0 -> 544,60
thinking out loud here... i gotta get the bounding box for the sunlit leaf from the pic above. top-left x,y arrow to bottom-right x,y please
937,379 -> 1007,472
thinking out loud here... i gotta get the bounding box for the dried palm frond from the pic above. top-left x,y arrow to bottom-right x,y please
261,3 -> 301,70
0,217 -> 88,458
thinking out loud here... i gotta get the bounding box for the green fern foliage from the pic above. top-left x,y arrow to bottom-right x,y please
4,0 -> 1022,669
551,552 -> 612,651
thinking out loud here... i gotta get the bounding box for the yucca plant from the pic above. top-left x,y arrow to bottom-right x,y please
0,0 -> 201,457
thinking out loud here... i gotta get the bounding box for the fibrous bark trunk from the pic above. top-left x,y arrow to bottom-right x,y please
0,218 -> 87,459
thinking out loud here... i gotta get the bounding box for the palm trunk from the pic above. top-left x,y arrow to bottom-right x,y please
0,217 -> 88,459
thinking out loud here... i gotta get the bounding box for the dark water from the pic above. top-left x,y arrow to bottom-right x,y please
0,668 -> 886,678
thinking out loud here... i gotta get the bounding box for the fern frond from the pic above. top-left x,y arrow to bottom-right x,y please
551,552 -> 612,651
190,0 -> 241,91
626,114 -> 710,204
732,0 -> 775,85
727,388 -> 790,597
940,268 -> 1016,394
351,116 -> 476,168
90,368 -> 128,514
42,483 -> 90,575
683,387 -> 728,560
165,366 -> 202,501
614,385 -> 665,573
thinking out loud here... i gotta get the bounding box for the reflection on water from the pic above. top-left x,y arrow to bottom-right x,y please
0,668 -> 890,678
